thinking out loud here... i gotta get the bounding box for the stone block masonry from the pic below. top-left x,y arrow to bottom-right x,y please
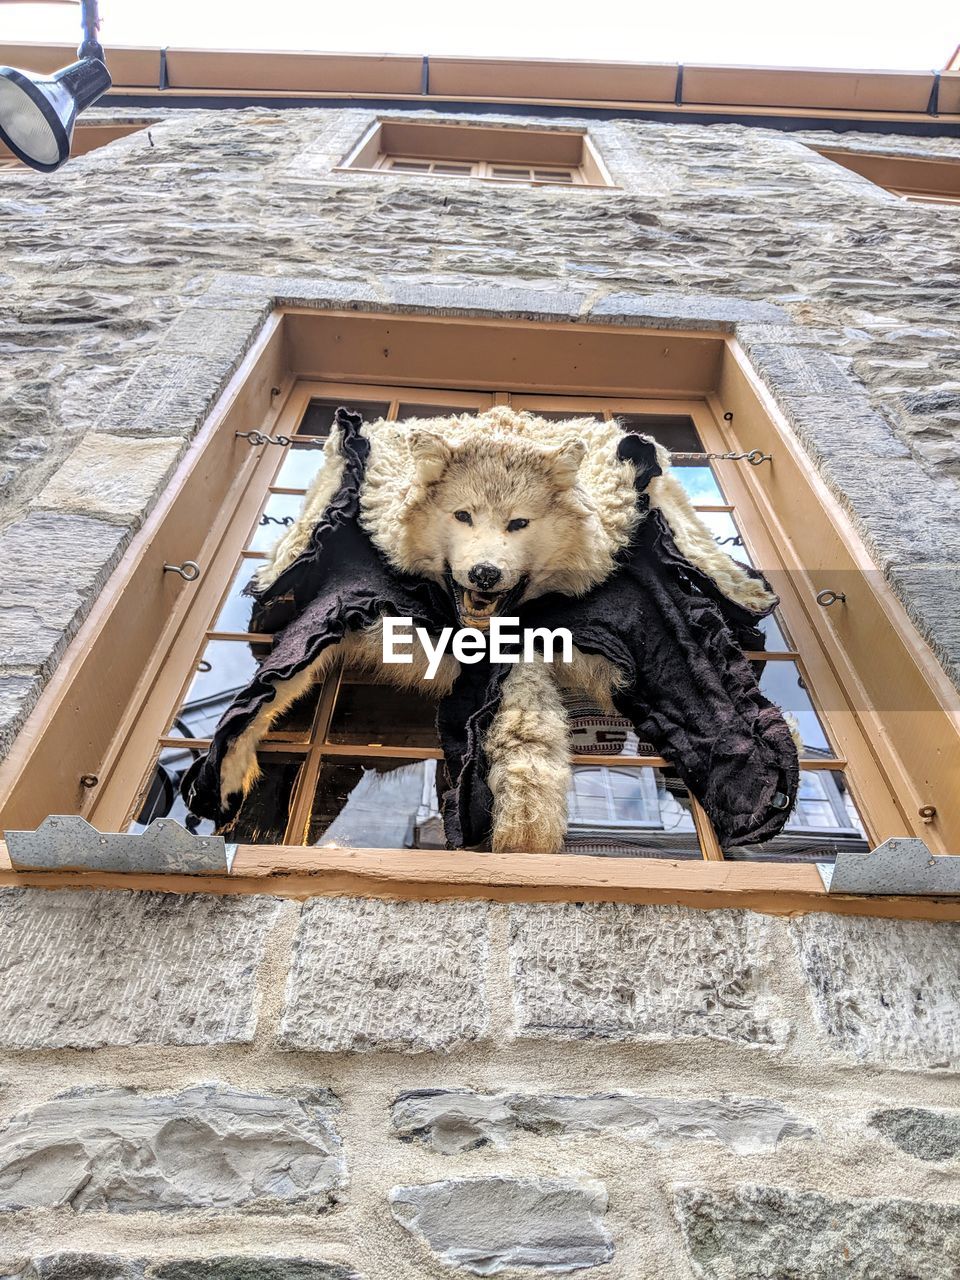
0,891 -> 956,1277
2,106 -> 960,753
0,889 -> 282,1048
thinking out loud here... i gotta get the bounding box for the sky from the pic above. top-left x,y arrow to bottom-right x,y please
0,0 -> 956,70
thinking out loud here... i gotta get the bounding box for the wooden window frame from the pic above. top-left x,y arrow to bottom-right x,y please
1,308 -> 958,919
817,148 -> 960,206
338,119 -> 614,188
0,122 -> 153,170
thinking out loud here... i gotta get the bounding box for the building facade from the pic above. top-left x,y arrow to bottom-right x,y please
0,51 -> 960,1278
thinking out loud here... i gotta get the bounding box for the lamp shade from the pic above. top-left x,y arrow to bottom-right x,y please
0,57 -> 111,172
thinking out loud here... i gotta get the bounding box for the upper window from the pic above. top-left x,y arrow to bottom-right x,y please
341,120 -> 613,188
818,147 -> 960,206
0,122 -> 151,171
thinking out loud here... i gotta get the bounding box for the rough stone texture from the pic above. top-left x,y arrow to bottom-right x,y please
871,1108 -> 960,1162
0,511 -> 128,674
280,896 -> 489,1052
1,1258 -> 361,1280
510,902 -> 785,1045
792,913 -> 960,1069
675,1184 -> 960,1280
390,1177 -> 614,1275
0,1084 -> 345,1212
391,1089 -> 814,1155
33,434 -> 184,524
0,889 -> 281,1048
2,108 -> 960,728
0,675 -> 40,757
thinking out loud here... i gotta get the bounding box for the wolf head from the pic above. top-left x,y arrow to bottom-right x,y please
398,430 -> 604,627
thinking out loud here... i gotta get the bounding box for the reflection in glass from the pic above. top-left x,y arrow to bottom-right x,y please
168,641 -> 266,741
562,692 -> 654,758
758,611 -> 791,651
759,662 -> 832,756
309,758 -> 444,848
131,750 -> 301,845
328,678 -> 439,748
696,510 -> 754,566
298,398 -> 390,437
213,562 -> 259,633
615,413 -> 703,454
246,492 -> 304,552
564,766 -> 701,858
273,446 -> 325,490
724,770 -> 868,862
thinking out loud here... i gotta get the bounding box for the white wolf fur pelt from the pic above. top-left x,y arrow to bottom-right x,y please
222,407 -> 776,854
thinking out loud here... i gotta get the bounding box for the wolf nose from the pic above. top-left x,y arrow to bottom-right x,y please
468,562 -> 502,591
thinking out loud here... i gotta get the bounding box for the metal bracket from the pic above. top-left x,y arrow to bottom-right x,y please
6,816 -> 236,875
827,838 -> 960,896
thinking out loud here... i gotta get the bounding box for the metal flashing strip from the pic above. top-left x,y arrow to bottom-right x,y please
6,816 -> 235,874
829,838 -> 960,896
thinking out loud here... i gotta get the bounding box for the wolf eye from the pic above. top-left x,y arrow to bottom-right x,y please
506,518 -> 530,532
453,510 -> 473,525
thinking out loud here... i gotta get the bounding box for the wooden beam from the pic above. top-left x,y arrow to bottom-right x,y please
2,842 -> 960,921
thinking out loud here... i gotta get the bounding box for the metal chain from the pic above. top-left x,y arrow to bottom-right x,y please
671,449 -> 772,465
235,430 -> 326,449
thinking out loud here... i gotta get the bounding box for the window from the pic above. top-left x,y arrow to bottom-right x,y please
818,148 -> 960,206
50,391 -> 888,864
1,310 -> 956,916
341,120 -> 612,187
0,122 -> 152,171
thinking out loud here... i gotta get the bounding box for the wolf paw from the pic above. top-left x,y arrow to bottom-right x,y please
492,816 -> 565,855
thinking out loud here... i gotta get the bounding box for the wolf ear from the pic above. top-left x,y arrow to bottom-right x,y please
543,438 -> 586,489
408,429 -> 455,485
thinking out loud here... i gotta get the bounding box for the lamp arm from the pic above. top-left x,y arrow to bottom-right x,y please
77,0 -> 105,62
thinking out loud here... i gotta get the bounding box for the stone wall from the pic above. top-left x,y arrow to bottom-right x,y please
0,891 -> 958,1277
3,103 -> 960,1276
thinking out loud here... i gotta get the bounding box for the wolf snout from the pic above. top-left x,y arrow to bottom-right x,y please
468,562 -> 503,591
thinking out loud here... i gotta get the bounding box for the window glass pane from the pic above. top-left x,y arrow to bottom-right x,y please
432,162 -> 472,174
759,612 -> 791,650
168,640 -> 266,740
534,170 -> 573,182
213,562 -> 260,633
723,770 -> 868,862
390,160 -> 431,171
491,166 -> 529,179
759,661 -> 833,757
615,413 -> 703,454
297,398 -> 390,437
396,403 -> 478,421
246,492 -> 304,552
674,463 -> 726,505
130,744 -> 214,835
328,677 -> 440,748
273,445 -> 324,490
130,750 -> 301,845
696,510 -> 754,566
563,693 -> 656,758
309,757 -> 443,848
564,766 -> 701,858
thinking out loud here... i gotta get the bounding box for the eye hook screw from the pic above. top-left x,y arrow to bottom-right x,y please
163,560 -> 202,582
816,589 -> 846,607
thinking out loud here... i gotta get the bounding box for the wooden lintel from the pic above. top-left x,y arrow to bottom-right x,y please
1,843 -> 960,921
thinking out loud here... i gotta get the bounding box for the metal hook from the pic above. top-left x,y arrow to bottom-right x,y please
236,430 -> 293,448
816,589 -> 846,607
163,560 -> 202,582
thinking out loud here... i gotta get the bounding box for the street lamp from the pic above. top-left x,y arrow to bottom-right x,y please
0,0 -> 111,172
